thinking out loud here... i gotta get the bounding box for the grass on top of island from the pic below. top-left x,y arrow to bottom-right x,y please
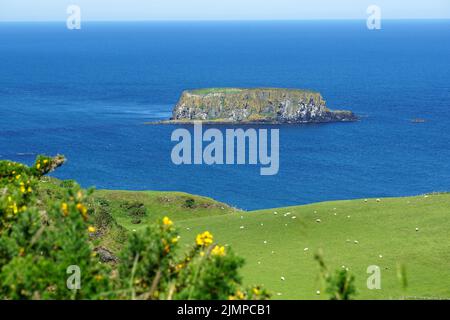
188,87 -> 320,96
190,88 -> 244,95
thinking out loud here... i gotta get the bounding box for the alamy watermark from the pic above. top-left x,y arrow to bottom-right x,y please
66,265 -> 81,290
367,265 -> 381,289
367,5 -> 382,30
66,5 -> 81,30
171,122 -> 279,176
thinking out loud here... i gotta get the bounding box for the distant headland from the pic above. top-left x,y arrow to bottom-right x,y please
151,88 -> 357,124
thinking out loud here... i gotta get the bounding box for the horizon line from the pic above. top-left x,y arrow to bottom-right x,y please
1,18 -> 449,23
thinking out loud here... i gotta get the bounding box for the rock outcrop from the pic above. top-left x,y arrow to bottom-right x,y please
165,88 -> 357,124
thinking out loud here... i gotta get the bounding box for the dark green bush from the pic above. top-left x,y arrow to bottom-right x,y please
0,156 -> 269,300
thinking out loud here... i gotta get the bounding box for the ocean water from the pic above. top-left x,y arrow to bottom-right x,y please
1,21 -> 449,210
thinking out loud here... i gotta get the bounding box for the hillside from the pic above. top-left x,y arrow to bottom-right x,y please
176,193 -> 450,299
37,178 -> 450,299
158,88 -> 357,124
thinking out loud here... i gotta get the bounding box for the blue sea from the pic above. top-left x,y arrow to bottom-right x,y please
1,21 -> 449,210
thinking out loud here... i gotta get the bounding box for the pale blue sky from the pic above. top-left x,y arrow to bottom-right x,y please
1,0 -> 449,21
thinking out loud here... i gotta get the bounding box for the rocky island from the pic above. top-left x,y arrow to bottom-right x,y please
155,88 -> 357,124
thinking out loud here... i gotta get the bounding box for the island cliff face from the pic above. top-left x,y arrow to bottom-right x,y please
168,88 -> 357,124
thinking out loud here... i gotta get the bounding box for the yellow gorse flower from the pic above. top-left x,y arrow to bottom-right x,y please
195,231 -> 213,247
76,203 -> 88,218
175,263 -> 184,271
8,202 -> 18,214
61,202 -> 69,216
88,226 -> 96,233
162,216 -> 173,226
211,245 -> 226,257
94,274 -> 103,281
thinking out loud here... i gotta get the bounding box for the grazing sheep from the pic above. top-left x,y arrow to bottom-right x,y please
316,218 -> 321,223
281,276 -> 285,281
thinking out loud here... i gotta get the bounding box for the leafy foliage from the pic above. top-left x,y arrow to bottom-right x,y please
0,156 -> 269,300
314,250 -> 356,300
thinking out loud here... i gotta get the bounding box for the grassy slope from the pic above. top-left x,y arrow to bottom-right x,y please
37,178 -> 450,299
175,194 -> 450,300
92,189 -> 239,230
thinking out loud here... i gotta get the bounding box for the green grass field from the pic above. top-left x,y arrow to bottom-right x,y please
175,194 -> 450,299
38,178 -> 450,299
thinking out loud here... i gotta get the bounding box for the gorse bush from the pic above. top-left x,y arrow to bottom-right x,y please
314,250 -> 356,300
0,155 -> 112,299
0,155 -> 269,300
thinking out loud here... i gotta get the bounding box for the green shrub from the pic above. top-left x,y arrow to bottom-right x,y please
120,201 -> 147,218
0,156 -> 269,300
60,179 -> 76,189
183,198 -> 196,209
314,250 -> 356,300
